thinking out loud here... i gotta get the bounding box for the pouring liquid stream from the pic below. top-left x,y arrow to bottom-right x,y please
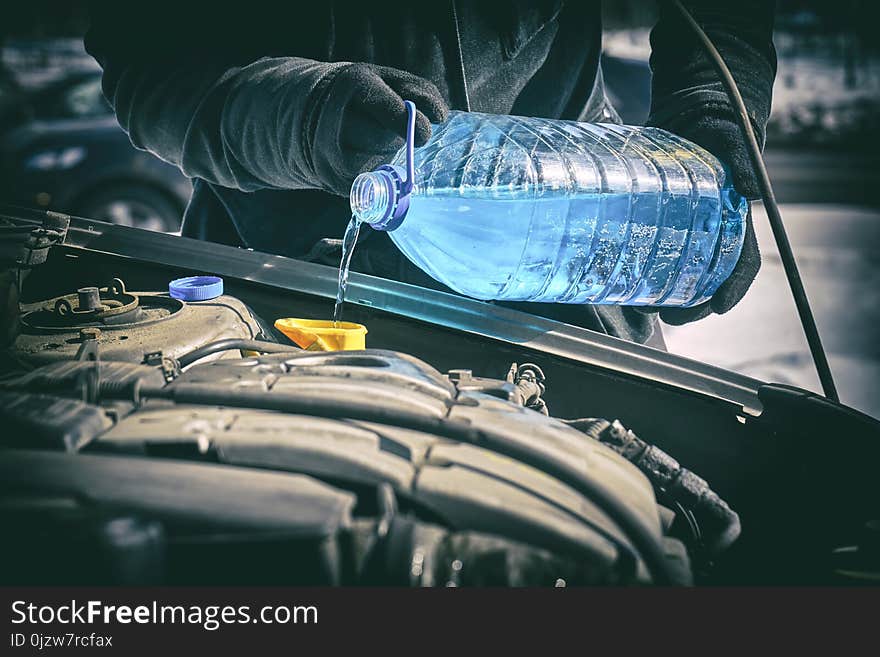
333,215 -> 362,326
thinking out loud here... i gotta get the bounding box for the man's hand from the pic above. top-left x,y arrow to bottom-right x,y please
309,63 -> 448,197
650,105 -> 762,325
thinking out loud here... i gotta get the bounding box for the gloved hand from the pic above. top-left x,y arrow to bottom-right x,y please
648,104 -> 763,325
310,63 -> 448,197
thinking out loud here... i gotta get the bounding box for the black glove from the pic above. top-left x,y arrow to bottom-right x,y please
649,103 -> 763,325
310,63 -> 448,197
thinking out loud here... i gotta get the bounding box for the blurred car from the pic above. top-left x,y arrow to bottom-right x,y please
0,71 -> 190,232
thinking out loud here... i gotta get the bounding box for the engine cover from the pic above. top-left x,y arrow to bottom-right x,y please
1,349 -> 674,584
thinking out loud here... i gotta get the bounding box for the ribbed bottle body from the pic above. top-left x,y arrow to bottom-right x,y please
383,111 -> 747,306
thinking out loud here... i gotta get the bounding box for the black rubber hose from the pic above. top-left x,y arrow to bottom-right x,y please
566,418 -> 741,555
130,382 -> 676,584
670,0 -> 839,402
177,339 -> 300,368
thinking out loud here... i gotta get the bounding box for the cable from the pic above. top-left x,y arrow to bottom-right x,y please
120,382 -> 676,584
450,0 -> 472,112
670,0 -> 839,402
176,339 -> 300,368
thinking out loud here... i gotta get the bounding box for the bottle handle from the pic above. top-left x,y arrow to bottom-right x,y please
354,100 -> 417,231
402,99 -> 416,196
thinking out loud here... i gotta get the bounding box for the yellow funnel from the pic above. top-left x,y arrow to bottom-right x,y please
274,318 -> 367,352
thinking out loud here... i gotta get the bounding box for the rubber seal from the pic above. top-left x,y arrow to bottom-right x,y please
168,275 -> 224,301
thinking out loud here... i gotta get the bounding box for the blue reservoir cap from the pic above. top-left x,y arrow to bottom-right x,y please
168,275 -> 224,301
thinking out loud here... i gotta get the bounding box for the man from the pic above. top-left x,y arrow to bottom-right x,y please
85,1 -> 776,345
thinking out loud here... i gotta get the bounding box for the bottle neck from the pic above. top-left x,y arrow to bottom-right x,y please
349,165 -> 410,231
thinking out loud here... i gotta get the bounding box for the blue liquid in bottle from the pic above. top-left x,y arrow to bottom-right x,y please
350,111 -> 747,307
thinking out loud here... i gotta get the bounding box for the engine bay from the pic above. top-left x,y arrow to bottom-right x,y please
1,209 -> 878,586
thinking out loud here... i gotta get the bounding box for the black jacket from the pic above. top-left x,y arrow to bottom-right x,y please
85,0 -> 776,343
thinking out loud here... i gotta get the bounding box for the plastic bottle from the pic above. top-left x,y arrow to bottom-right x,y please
350,104 -> 747,307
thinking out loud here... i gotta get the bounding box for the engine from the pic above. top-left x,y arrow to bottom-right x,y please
0,215 -> 739,586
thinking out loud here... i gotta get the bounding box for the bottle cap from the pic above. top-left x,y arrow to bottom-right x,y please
350,100 -> 416,231
168,275 -> 224,301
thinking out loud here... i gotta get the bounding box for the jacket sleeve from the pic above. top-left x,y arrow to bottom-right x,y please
84,6 -> 343,193
647,0 -> 777,147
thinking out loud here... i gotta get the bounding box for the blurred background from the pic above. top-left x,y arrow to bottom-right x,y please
0,3 -> 190,232
601,1 -> 880,419
1,1 -> 878,417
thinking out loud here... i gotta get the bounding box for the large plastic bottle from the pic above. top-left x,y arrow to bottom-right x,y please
350,105 -> 747,307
